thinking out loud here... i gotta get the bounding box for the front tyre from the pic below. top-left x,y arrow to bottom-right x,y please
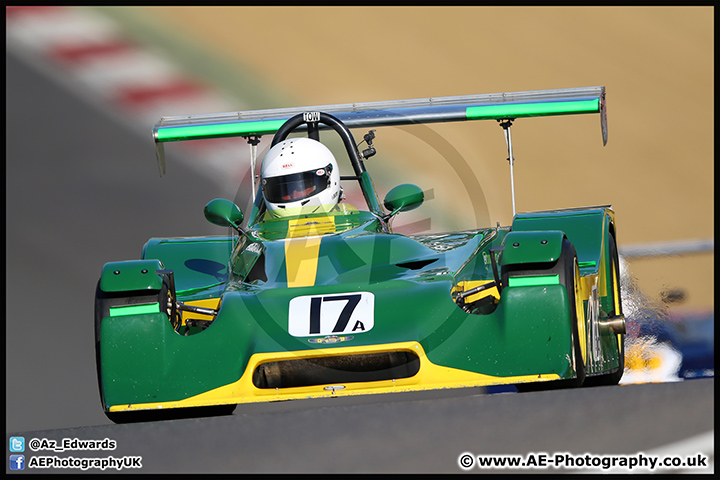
105,404 -> 237,424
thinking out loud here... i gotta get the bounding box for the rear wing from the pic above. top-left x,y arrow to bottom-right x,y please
152,86 -> 607,176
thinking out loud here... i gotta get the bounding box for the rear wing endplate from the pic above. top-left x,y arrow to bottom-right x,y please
152,86 -> 607,175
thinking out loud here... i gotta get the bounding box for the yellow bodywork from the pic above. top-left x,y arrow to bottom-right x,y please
109,341 -> 560,412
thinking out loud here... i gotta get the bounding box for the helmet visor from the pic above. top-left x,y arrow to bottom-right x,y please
262,165 -> 332,204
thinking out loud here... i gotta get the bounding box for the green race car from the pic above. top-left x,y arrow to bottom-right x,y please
95,86 -> 625,423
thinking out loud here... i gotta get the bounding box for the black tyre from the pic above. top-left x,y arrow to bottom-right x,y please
106,404 -> 237,424
511,238 -> 586,392
583,233 -> 625,387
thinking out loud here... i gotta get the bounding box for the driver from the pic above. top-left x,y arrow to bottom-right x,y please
260,137 -> 342,219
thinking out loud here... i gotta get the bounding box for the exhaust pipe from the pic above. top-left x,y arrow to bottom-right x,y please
598,315 -> 626,335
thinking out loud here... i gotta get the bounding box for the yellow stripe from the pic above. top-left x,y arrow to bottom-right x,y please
283,216 -> 335,288
108,341 -> 561,412
285,236 -> 322,287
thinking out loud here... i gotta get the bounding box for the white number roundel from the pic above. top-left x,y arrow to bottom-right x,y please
288,292 -> 374,337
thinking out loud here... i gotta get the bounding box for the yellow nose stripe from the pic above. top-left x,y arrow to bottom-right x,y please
285,236 -> 322,287
284,216 -> 335,288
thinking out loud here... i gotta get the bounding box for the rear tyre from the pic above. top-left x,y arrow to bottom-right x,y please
512,238 -> 586,392
583,233 -> 625,387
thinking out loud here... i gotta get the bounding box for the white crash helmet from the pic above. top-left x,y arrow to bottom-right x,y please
260,137 -> 341,217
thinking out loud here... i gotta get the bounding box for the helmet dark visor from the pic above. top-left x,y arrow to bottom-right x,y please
262,165 -> 332,204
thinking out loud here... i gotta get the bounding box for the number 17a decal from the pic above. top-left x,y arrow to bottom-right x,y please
288,292 -> 374,337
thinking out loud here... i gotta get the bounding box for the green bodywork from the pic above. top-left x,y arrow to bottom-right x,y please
100,259 -> 164,292
98,204 -> 619,409
96,87 -> 621,412
500,230 -> 565,266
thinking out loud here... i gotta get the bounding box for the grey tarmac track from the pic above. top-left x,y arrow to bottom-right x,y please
5,41 -> 713,475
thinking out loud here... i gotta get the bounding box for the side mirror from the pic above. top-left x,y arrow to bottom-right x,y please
204,198 -> 244,231
383,184 -> 424,216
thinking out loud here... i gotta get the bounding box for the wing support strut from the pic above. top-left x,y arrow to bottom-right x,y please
499,120 -> 517,217
244,135 -> 262,202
